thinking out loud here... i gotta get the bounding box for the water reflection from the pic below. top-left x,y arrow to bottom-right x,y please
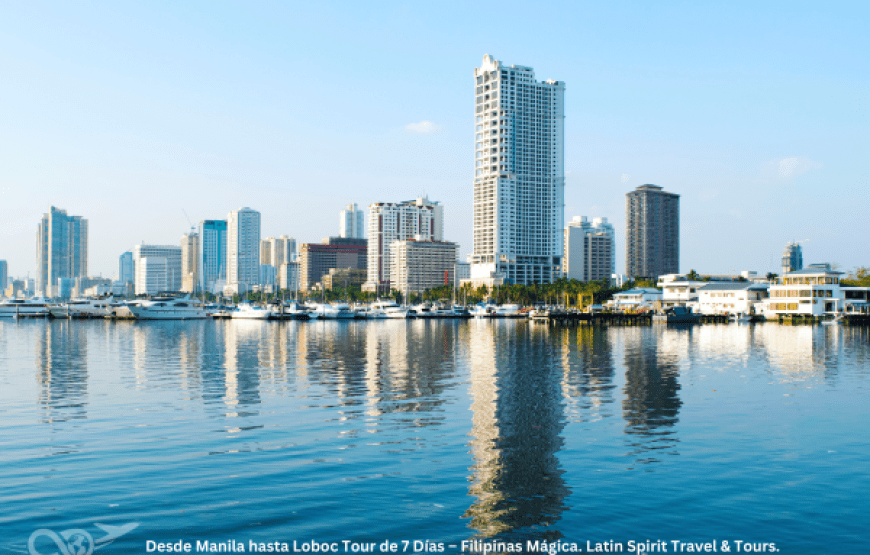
622,328 -> 682,466
36,321 -> 88,423
464,321 -> 569,540
557,326 -> 616,423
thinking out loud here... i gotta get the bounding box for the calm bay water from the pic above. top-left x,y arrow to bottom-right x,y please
1,319 -> 869,554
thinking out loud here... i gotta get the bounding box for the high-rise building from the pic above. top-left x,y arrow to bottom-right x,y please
260,236 -> 295,267
390,240 -> 458,294
625,184 -> 680,279
362,197 -> 443,292
298,237 -> 367,291
781,242 -> 803,276
468,54 -> 565,286
36,206 -> 88,296
0,260 -> 7,292
133,244 -> 183,294
227,208 -> 261,294
198,220 -> 227,294
181,231 -> 199,293
564,216 -> 615,283
119,252 -> 134,285
339,203 -> 365,239
277,262 -> 299,292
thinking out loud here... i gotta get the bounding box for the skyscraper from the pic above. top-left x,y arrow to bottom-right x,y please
625,184 -> 680,279
564,216 -> 615,283
339,203 -> 365,239
260,236 -> 295,267
133,244 -> 182,294
181,231 -> 199,293
36,206 -> 88,297
119,252 -> 134,285
227,207 -> 261,294
0,260 -> 7,291
198,220 -> 227,294
781,242 -> 803,275
362,197 -> 443,292
468,54 -> 565,286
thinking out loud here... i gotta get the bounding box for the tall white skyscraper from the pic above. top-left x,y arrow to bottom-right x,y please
227,207 -> 261,294
339,203 -> 365,239
362,197 -> 443,292
564,216 -> 615,283
469,54 -> 565,286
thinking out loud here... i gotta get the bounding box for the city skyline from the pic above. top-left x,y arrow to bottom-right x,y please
2,2 -> 867,280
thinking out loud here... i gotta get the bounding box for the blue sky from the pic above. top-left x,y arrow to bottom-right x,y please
1,1 -> 867,280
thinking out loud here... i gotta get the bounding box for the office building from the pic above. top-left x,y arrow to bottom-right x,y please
298,237 -> 367,291
227,208 -> 261,295
119,252 -> 134,285
181,232 -> 199,293
199,220 -> 227,294
625,184 -> 680,279
36,206 -> 88,297
362,197 -> 443,292
781,242 -> 803,276
261,236 -> 295,267
563,216 -> 615,283
0,261 -> 7,293
133,244 -> 183,295
468,54 -> 566,286
391,240 -> 458,294
340,203 -> 365,239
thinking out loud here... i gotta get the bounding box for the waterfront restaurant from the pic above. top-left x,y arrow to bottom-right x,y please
763,264 -> 844,318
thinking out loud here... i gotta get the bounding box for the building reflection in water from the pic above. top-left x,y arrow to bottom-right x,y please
36,321 -> 88,423
556,325 -> 616,423
223,321 -> 262,416
464,321 -> 569,540
621,327 -> 683,466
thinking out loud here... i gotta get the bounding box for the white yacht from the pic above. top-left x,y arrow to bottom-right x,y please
493,303 -> 523,318
356,306 -> 388,319
127,297 -> 207,320
308,302 -> 357,320
371,299 -> 412,319
231,303 -> 274,320
49,298 -> 115,319
470,303 -> 496,318
0,298 -> 53,318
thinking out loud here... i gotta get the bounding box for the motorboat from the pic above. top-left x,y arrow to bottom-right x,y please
730,312 -> 752,324
653,306 -> 701,324
308,302 -> 357,320
356,306 -> 388,319
451,305 -> 471,318
231,302 -> 274,320
371,299 -> 412,319
127,296 -> 207,320
0,298 -> 54,318
412,303 -> 436,318
49,297 -> 115,319
492,303 -> 522,318
470,303 -> 496,318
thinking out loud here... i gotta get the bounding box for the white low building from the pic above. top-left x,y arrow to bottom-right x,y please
697,282 -> 769,315
610,287 -> 662,311
763,265 -> 844,318
657,274 -> 710,308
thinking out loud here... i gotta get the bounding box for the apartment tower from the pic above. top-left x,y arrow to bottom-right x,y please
339,204 -> 365,239
36,206 -> 88,297
625,184 -> 680,279
468,54 -> 565,286
180,231 -> 199,293
564,216 -> 615,283
227,208 -> 261,295
362,197 -> 443,292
